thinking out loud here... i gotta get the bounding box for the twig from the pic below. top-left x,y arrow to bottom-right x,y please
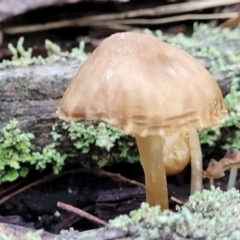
170,196 -> 186,205
53,206 -> 92,233
93,169 -> 146,188
0,181 -> 23,197
4,11 -> 238,35
60,0 -> 240,21
57,201 -> 107,226
0,168 -> 88,205
110,12 -> 239,25
3,21 -> 134,35
219,12 -> 240,29
0,167 -> 144,205
0,174 -> 63,205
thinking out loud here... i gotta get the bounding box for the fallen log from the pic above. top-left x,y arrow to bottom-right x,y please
0,56 -> 232,149
0,223 -> 124,240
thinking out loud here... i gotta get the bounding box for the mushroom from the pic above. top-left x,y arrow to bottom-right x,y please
56,32 -> 227,209
163,132 -> 190,176
219,148 -> 240,190
203,159 -> 225,187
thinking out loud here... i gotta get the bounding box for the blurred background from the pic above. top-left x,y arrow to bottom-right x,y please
0,0 -> 240,58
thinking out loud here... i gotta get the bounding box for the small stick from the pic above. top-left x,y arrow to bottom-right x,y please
57,201 -> 107,226
170,196 -> 186,205
52,0 -> 240,22
219,12 -> 240,29
3,21 -> 134,35
0,180 -> 23,197
91,168 -> 145,189
113,12 -> 238,25
0,167 -> 144,205
0,169 -> 86,205
4,11 -> 238,35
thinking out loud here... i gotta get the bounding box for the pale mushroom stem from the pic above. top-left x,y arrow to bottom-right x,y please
227,167 -> 238,190
209,178 -> 214,187
188,129 -> 203,194
135,135 -> 168,210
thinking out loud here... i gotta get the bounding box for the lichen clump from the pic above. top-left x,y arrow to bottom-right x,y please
0,119 -> 138,183
109,187 -> 240,240
0,37 -> 87,69
0,230 -> 44,240
0,119 -> 66,183
61,121 -> 138,167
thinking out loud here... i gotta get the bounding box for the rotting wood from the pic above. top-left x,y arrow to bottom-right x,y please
0,222 -> 129,240
0,52 -> 235,150
0,59 -> 80,148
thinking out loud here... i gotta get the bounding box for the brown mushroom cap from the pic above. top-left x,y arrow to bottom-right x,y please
220,148 -> 240,167
203,159 -> 225,179
57,32 -> 227,137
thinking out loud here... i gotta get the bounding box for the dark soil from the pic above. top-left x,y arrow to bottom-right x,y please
0,163 -> 146,234
0,159 -> 237,234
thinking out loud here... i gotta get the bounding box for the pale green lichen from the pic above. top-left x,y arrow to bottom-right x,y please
182,187 -> 240,218
0,37 -> 87,68
0,229 -> 43,240
58,121 -> 138,167
0,119 -> 138,183
109,187 -> 240,240
0,119 -> 66,183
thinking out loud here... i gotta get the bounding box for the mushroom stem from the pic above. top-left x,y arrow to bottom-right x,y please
227,167 -> 238,190
188,129 -> 203,194
209,178 -> 214,187
135,135 -> 168,210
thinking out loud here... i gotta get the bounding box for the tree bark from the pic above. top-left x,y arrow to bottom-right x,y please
0,223 -> 128,240
0,60 -> 80,148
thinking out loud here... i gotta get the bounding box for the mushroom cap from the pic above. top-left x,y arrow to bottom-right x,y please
203,159 -> 225,179
220,148 -> 240,169
57,32 -> 227,137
